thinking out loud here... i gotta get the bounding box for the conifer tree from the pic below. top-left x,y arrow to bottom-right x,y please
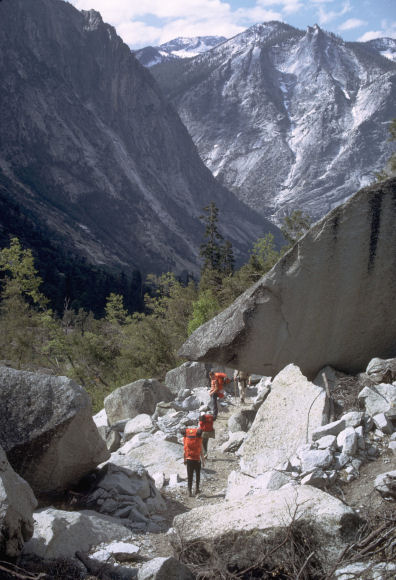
199,201 -> 224,271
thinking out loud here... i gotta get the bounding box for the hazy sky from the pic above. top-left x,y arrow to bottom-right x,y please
68,0 -> 396,48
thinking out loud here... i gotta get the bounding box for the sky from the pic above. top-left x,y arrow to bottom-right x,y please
68,0 -> 396,49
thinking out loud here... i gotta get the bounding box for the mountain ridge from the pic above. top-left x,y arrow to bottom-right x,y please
151,21 -> 396,222
134,36 -> 227,67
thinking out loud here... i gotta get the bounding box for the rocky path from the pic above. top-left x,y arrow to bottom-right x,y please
135,397 -> 247,562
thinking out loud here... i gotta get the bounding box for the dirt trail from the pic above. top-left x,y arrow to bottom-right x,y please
133,395 -> 396,565
135,396 -> 248,561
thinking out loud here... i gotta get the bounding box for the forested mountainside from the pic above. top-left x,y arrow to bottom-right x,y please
134,36 -> 227,67
0,0 -> 280,280
0,181 -> 144,315
152,22 -> 396,221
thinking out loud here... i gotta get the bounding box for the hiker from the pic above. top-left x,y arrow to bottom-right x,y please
209,370 -> 231,420
181,427 -> 205,497
233,369 -> 250,403
199,412 -> 215,459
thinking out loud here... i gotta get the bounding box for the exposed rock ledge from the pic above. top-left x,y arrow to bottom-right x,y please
179,178 -> 396,379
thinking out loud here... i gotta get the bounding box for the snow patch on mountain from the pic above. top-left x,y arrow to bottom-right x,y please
365,38 -> 396,63
153,22 -> 396,222
135,36 -> 227,67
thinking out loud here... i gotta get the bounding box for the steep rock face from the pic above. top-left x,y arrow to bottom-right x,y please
134,36 -> 227,67
0,0 -> 277,275
178,178 -> 396,379
153,22 -> 396,221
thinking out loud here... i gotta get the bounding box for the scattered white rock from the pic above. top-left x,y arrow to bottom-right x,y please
312,418 -> 347,441
366,357 -> 396,384
341,412 -> 364,428
92,541 -> 140,562
372,412 -> 394,434
316,435 -> 337,450
358,383 -> 396,417
93,408 -> 108,429
299,448 -> 333,473
220,431 -> 247,452
300,469 -> 328,489
374,470 -> 396,499
337,427 -> 358,456
138,556 -> 194,579
334,561 -> 396,579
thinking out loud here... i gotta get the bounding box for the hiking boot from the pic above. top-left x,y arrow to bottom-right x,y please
195,488 -> 201,495
188,489 -> 193,497
240,398 -> 245,403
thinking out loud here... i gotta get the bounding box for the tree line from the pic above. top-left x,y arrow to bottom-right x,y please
0,207 -> 310,411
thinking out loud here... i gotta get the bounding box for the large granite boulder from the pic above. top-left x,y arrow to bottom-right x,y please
22,508 -> 134,560
239,365 -> 328,476
0,445 -> 37,557
0,367 -> 109,494
165,362 -> 209,396
171,486 -> 361,573
104,379 -> 174,425
178,179 -> 396,379
109,434 -> 185,480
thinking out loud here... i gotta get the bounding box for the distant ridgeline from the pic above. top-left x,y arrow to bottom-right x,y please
0,182 -> 144,316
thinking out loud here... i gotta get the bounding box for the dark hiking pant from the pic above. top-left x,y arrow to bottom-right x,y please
186,459 -> 201,492
211,393 -> 219,419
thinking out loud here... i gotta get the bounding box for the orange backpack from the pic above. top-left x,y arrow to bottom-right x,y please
199,414 -> 214,432
183,428 -> 202,461
211,372 -> 228,398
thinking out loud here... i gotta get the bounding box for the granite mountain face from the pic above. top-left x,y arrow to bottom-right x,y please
0,0 -> 278,276
152,22 -> 396,222
134,36 -> 227,68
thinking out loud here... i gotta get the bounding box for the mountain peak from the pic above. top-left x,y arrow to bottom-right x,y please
135,35 -> 227,66
81,9 -> 103,31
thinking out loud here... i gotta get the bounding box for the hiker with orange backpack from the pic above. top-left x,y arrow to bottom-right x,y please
209,370 -> 231,420
199,412 -> 215,459
181,427 -> 205,497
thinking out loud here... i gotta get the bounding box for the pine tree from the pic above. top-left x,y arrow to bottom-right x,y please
280,210 -> 312,249
199,201 -> 223,272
